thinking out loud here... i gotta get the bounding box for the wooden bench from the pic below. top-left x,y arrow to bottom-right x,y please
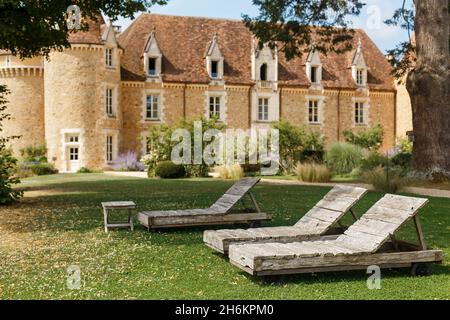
229,194 -> 444,277
102,201 -> 136,233
138,178 -> 271,230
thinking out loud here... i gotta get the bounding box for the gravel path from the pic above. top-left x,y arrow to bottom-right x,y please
261,179 -> 450,199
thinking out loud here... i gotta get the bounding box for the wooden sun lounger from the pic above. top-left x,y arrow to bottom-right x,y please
229,194 -> 443,277
138,178 -> 271,230
203,185 -> 367,254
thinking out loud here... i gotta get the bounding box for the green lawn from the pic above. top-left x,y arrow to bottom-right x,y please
1,174 -> 449,300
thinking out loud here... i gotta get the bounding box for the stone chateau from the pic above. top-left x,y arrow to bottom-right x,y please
0,13 -> 397,172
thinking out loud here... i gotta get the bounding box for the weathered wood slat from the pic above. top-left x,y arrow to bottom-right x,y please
324,185 -> 368,199
139,212 -> 271,229
302,206 -> 345,224
102,201 -> 136,209
316,197 -> 359,213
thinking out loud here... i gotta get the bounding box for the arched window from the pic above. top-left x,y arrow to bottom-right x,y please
260,64 -> 267,81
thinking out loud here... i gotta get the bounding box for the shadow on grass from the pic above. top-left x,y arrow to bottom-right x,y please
241,263 -> 450,286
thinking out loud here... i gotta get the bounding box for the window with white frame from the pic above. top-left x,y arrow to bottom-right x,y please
355,102 -> 365,124
66,134 -> 79,143
258,98 -> 269,121
69,147 -> 79,161
308,100 -> 320,124
106,135 -> 114,163
209,96 -> 221,119
356,69 -> 364,86
105,48 -> 113,67
106,88 -> 114,116
146,95 -> 159,120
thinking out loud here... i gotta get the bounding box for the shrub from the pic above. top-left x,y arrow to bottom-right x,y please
19,145 -> 48,163
326,143 -> 363,175
0,149 -> 23,204
343,124 -> 384,151
213,164 -> 244,180
77,167 -> 95,174
294,162 -> 331,183
28,163 -> 58,176
363,166 -> 407,193
272,120 -> 325,173
360,152 -> 390,172
155,161 -> 186,179
112,152 -> 145,172
391,152 -> 412,169
397,136 -> 413,153
0,86 -> 23,204
146,117 -> 225,177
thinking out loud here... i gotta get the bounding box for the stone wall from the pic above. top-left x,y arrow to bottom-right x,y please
281,88 -> 396,151
396,81 -> 413,138
0,68 -> 45,155
44,45 -> 122,171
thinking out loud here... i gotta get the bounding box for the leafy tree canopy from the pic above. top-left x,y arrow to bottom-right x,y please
243,0 -> 365,60
0,0 -> 167,58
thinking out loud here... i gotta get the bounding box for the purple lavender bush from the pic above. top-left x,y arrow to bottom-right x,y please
112,151 -> 145,172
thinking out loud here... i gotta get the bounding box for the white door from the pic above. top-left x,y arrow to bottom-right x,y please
67,146 -> 81,172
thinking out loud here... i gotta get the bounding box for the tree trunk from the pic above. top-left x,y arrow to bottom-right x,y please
406,0 -> 450,179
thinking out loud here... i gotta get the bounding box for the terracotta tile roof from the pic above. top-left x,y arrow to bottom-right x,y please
118,14 -> 395,91
68,14 -> 105,45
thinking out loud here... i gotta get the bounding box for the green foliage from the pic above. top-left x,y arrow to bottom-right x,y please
77,167 -> 99,174
397,136 -> 413,153
20,145 -> 48,163
360,152 -> 390,172
272,120 -> 325,173
146,117 -> 226,177
0,148 -> 23,204
243,0 -> 364,60
391,151 -> 412,167
294,162 -> 331,183
343,124 -> 384,151
0,85 -> 22,204
155,161 -> 186,179
326,142 -> 363,175
363,166 -> 408,193
0,0 -> 168,58
23,163 -> 58,176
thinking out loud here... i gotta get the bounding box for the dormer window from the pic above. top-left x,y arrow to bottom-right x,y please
206,34 -> 224,80
148,57 -> 157,76
143,31 -> 162,78
310,66 -> 318,83
352,39 -> 368,87
260,64 -> 267,81
356,69 -> 364,86
306,49 -> 322,85
211,60 -> 219,78
252,42 -> 278,83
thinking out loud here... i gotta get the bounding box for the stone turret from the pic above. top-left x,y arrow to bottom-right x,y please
44,15 -> 122,172
0,52 -> 45,155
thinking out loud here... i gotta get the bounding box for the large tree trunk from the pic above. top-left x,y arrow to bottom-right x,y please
406,0 -> 450,179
